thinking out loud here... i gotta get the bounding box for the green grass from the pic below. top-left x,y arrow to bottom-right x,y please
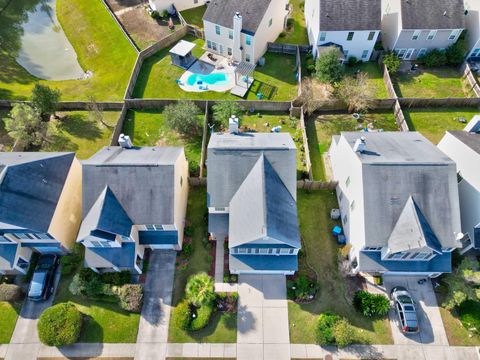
345,62 -> 388,99
289,190 -> 393,344
393,67 -> 472,98
0,0 -> 137,100
180,5 -> 206,28
240,111 -> 307,178
307,112 -> 397,180
132,36 -> 299,101
403,108 -> 479,144
122,109 -> 203,174
275,0 -> 309,45
168,187 -> 237,343
0,301 -> 21,344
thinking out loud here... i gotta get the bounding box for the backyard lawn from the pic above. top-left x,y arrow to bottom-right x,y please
168,187 -> 237,343
0,0 -> 137,100
392,67 -> 472,98
275,0 -> 309,45
307,112 -> 397,180
240,111 -> 308,178
345,62 -> 388,99
132,36 -> 299,101
403,108 -> 479,144
180,5 -> 206,28
289,190 -> 393,345
0,301 -> 21,344
122,109 -> 203,175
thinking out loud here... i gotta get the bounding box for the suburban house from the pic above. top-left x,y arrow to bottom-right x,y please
77,141 -> 189,273
329,132 -> 462,277
381,0 -> 466,60
465,0 -> 480,59
0,153 -> 81,275
202,0 -> 289,64
149,0 -> 206,13
304,0 -> 381,60
438,116 -> 480,254
207,125 -> 301,275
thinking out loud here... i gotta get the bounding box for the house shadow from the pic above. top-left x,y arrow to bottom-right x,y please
58,317 -> 104,357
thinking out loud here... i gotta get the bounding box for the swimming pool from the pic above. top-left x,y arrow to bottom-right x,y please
186,72 -> 229,86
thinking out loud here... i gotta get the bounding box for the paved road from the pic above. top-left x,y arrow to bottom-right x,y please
383,276 -> 448,346
237,274 -> 290,360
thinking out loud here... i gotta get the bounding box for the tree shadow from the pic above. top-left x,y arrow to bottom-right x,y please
132,48 -> 170,98
44,132 -> 79,153
57,113 -> 103,140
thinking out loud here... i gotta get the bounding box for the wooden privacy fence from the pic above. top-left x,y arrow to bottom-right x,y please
100,0 -> 140,53
199,102 -> 209,178
393,100 -> 409,132
299,106 -> 313,180
296,46 -> 302,98
267,42 -> 311,55
382,64 -> 398,100
461,62 -> 480,98
297,179 -> 338,190
399,97 -> 480,108
110,103 -> 129,146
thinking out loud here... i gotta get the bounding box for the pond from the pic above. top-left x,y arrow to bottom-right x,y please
14,0 -> 85,80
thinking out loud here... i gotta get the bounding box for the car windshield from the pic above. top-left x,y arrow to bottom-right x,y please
398,295 -> 413,304
29,272 -> 46,296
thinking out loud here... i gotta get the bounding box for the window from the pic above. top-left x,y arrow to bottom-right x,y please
268,248 -> 274,254
145,225 -> 155,231
0,236 -> 11,243
227,47 -> 232,56
246,35 -> 252,46
194,0 -> 198,3
16,257 -> 29,269
344,50 -> 349,58
342,215 -> 348,224
338,191 -> 343,202
259,248 -> 268,254
289,248 -> 295,254
180,176 -> 183,187
368,31 -> 375,41
143,224 -> 174,231
212,42 -> 217,51
320,32 -> 327,41
412,30 -> 421,40
418,48 -> 427,58
215,25 -> 221,35
238,248 -> 247,254
207,40 -> 212,49
245,53 -> 251,62
410,252 -> 432,260
457,171 -> 464,183
427,30 -> 437,40
388,252 -> 408,259
345,176 -> 351,187
347,32 -> 354,41
471,48 -> 480,57
269,18 -> 272,27
397,48 -> 406,58
219,44 -> 224,54
350,200 -> 356,211
449,29 -> 460,41
280,248 -> 290,254
361,50 -> 369,59
364,247 -> 382,251
90,240 -> 112,248
229,30 -> 233,39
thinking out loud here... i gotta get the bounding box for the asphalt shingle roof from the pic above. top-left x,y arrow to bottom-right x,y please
400,0 -> 466,30
319,0 -> 381,31
447,131 -> 480,155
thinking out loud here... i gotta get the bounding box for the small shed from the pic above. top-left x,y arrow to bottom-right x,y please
169,40 -> 197,69
231,61 -> 256,98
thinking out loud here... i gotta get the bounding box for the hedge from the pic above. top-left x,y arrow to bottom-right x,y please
191,304 -> 214,331
459,300 -> 480,333
114,284 -> 143,313
172,300 -> 192,330
0,284 -> 24,302
37,303 -> 82,346
353,290 -> 390,317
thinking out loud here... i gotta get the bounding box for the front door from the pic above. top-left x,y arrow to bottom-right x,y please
404,48 -> 415,60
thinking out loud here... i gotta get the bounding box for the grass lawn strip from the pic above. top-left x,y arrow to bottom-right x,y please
0,0 -> 137,101
275,0 -> 309,45
168,187 -> 237,343
288,190 -> 393,344
0,301 -> 21,344
403,108 -> 480,144
345,62 -> 388,99
180,6 -> 207,28
132,36 -> 299,101
307,112 -> 397,180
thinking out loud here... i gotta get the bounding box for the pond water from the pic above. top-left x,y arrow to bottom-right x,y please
15,0 -> 86,80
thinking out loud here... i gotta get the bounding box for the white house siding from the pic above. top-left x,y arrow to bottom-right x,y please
381,0 -> 403,50
173,150 -> 189,250
316,30 -> 380,60
465,2 -> 480,58
305,0 -> 320,51
204,21 -> 239,59
329,136 -> 366,264
149,0 -> 205,12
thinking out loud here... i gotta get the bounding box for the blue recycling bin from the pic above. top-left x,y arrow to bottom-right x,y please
332,226 -> 342,237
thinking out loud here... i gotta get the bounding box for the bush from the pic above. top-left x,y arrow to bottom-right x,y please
418,49 -> 446,67
458,300 -> 480,333
446,40 -> 467,66
165,100 -> 202,138
70,269 -> 108,298
31,83 -> 61,117
151,10 -> 160,19
182,243 -> 193,257
184,226 -> 194,237
332,318 -> 355,347
212,102 -> 242,129
113,284 -> 144,313
0,284 -> 24,302
279,31 -> 286,38
191,304 -> 214,331
101,270 -> 131,286
185,273 -> 215,307
353,290 -> 390,317
172,300 -> 192,330
382,51 -> 401,73
347,56 -> 358,67
60,245 -> 83,275
317,312 -> 341,345
315,48 -> 344,84
37,303 -> 82,346
161,10 -> 169,18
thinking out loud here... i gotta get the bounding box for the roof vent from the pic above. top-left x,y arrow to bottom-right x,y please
443,10 -> 447,16
118,133 -> 133,149
42,178 -> 48,184
353,136 -> 366,153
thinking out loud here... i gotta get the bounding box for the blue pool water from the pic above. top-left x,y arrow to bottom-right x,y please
186,72 -> 228,86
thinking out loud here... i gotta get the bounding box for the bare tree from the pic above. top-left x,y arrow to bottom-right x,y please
87,96 -> 112,128
336,72 -> 375,113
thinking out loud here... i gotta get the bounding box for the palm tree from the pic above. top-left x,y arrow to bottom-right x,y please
185,272 -> 215,307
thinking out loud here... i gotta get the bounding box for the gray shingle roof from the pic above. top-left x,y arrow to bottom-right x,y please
447,131 -> 480,155
203,0 -> 272,34
82,146 -> 182,225
400,0 -> 466,30
319,0 -> 381,31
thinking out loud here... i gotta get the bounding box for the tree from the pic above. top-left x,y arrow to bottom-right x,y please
164,100 -> 202,138
87,96 -> 112,128
332,319 -> 355,347
336,72 -> 374,113
212,102 -> 242,129
315,48 -> 344,84
37,303 -> 82,346
382,51 -> 401,73
442,258 -> 480,310
446,40 -> 467,66
185,272 -> 215,307
31,84 -> 61,118
3,103 -> 47,148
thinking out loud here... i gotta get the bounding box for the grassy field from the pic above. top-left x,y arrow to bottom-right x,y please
0,0 -> 137,100
132,36 -> 299,101
393,67 -> 472,98
307,112 -> 397,180
0,301 -> 21,344
437,299 -> 480,346
122,109 -> 203,174
403,108 -> 479,144
275,0 -> 308,45
168,187 -> 237,343
240,111 -> 308,178
180,6 -> 206,28
289,190 -> 393,345
345,62 -> 388,99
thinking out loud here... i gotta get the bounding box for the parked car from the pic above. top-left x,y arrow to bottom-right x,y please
390,286 -> 419,334
27,254 -> 59,301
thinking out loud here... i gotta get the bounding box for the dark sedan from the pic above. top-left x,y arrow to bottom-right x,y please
27,254 -> 59,301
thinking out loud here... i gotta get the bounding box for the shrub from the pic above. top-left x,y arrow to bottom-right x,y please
172,300 -> 192,330
279,31 -> 286,38
315,48 -> 344,84
286,18 -> 294,29
185,272 -> 215,307
382,51 -> 401,73
347,56 -> 358,67
418,49 -> 446,67
0,284 -> 24,302
31,83 -> 61,117
165,100 -> 202,138
458,300 -> 480,333
161,10 -> 169,18
70,268 -> 108,298
191,304 -> 214,331
353,290 -> 390,317
37,303 -> 82,346
332,318 -> 355,347
4,104 -> 47,149
317,312 -> 341,345
101,270 -> 131,286
212,102 -> 242,129
113,284 -> 144,313
446,40 -> 467,66
184,226 -> 194,237
60,245 -> 83,275
151,10 -> 160,19
182,243 -> 193,257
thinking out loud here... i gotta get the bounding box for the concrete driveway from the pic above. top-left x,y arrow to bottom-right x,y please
383,275 -> 448,346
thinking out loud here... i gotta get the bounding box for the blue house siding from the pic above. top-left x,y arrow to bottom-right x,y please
0,244 -> 18,268
208,213 -> 229,234
139,230 -> 178,245
229,254 -> 298,273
